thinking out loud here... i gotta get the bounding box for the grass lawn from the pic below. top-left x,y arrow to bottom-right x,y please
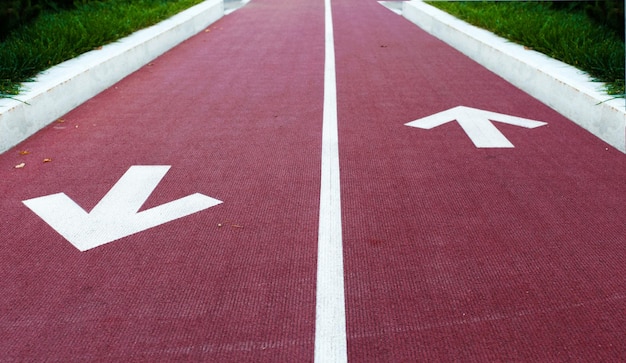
0,0 -> 205,98
427,1 -> 625,97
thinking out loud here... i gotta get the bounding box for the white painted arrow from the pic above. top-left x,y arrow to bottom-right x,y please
23,165 -> 222,251
405,106 -> 547,148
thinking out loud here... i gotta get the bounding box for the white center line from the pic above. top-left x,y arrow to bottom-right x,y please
314,0 -> 348,361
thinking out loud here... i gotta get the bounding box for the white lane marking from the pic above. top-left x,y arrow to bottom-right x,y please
23,165 -> 222,251
314,0 -> 348,361
406,106 -> 547,148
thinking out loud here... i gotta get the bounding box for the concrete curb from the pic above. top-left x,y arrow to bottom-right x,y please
0,0 -> 224,154
403,0 -> 626,153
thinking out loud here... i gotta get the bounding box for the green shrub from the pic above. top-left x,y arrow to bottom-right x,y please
0,1 -> 43,39
549,0 -> 624,40
0,0 -> 98,39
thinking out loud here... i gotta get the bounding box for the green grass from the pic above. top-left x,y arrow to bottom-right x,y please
427,1 -> 625,97
0,0 -> 205,97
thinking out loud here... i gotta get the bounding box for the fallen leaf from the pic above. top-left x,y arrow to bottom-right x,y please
15,163 -> 25,169
18,150 -> 30,155
43,158 -> 52,163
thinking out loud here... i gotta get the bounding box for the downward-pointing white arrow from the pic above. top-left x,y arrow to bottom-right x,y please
405,106 -> 547,148
23,165 -> 222,251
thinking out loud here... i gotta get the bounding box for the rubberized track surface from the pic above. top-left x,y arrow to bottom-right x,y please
1,0 -> 625,361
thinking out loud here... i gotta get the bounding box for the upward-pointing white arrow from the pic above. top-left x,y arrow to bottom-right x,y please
405,106 -> 547,148
23,165 -> 222,251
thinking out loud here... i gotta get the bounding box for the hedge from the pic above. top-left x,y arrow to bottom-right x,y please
549,0 -> 624,40
1,1 -> 93,39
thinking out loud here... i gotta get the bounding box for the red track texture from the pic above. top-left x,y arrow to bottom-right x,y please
1,0 -> 324,361
1,0 -> 625,361
333,1 -> 626,361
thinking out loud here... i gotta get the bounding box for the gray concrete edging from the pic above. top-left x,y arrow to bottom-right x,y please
0,0 -> 224,154
403,0 -> 626,153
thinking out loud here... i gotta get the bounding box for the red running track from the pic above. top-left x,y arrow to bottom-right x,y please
333,0 -> 626,361
0,0 -> 324,360
0,0 -> 625,361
